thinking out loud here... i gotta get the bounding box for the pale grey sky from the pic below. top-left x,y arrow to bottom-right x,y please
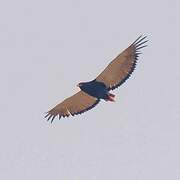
0,0 -> 180,179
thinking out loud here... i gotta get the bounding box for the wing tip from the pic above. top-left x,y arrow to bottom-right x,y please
44,111 -> 60,123
133,35 -> 148,50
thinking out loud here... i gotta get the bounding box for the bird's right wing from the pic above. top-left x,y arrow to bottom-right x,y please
45,91 -> 100,123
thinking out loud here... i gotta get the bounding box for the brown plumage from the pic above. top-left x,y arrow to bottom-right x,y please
96,35 -> 147,90
45,35 -> 147,122
45,91 -> 100,122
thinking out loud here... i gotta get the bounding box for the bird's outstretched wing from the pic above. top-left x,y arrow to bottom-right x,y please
45,91 -> 100,123
96,35 -> 148,90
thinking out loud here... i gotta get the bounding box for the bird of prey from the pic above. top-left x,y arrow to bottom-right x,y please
45,35 -> 147,122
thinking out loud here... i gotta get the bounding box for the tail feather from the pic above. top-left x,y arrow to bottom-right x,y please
109,93 -> 115,98
105,93 -> 115,102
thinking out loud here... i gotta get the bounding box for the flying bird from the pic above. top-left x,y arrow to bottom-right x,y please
45,35 -> 148,122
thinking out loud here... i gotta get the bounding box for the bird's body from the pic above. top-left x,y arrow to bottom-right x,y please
45,35 -> 148,122
78,80 -> 109,100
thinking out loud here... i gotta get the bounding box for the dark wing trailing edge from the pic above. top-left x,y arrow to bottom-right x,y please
96,35 -> 148,90
73,98 -> 100,115
45,91 -> 100,123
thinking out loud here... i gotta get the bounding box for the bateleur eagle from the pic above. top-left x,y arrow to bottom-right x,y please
45,35 -> 148,122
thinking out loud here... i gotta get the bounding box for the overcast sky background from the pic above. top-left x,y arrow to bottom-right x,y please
0,0 -> 180,179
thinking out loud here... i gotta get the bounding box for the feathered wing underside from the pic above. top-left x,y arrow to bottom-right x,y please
96,35 -> 148,90
45,91 -> 100,123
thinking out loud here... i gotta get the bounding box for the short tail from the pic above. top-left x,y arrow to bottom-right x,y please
105,93 -> 115,102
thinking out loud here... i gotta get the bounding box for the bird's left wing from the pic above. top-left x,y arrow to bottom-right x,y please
45,91 -> 100,123
96,35 -> 148,90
